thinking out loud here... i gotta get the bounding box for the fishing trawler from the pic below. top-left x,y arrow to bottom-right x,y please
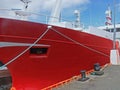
0,0 -> 119,90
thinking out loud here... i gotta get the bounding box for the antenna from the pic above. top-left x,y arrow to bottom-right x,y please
20,0 -> 31,10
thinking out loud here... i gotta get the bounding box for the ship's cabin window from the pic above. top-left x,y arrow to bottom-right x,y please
30,47 -> 48,55
104,28 -> 120,32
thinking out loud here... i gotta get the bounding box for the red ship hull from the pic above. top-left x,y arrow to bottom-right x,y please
0,18 -> 113,90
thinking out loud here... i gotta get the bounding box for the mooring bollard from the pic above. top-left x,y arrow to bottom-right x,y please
91,63 -> 104,76
81,70 -> 86,79
78,70 -> 89,81
94,63 -> 101,71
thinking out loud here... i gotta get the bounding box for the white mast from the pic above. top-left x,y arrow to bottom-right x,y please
74,10 -> 81,28
105,5 -> 112,26
49,0 -> 62,24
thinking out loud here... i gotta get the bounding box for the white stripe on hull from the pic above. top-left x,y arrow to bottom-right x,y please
0,42 -> 50,47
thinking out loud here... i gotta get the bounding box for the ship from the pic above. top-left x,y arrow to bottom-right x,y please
0,0 -> 119,90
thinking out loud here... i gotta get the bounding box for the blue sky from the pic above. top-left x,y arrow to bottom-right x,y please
82,0 -> 120,27
61,0 -> 120,27
0,0 -> 120,27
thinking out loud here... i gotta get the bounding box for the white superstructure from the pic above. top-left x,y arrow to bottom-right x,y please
98,24 -> 120,41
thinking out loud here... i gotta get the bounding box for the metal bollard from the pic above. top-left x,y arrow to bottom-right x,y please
81,70 -> 86,79
91,63 -> 104,76
94,63 -> 101,71
78,70 -> 89,81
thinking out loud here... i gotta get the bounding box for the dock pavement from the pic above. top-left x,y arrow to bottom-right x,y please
53,65 -> 120,90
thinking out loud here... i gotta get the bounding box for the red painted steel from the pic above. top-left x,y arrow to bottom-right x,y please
0,18 -> 113,90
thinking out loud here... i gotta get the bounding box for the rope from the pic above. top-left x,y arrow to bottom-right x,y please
0,25 -> 109,68
0,26 -> 50,68
51,28 -> 109,57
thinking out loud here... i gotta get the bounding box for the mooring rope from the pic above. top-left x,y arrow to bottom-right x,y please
0,26 -> 51,68
0,25 -> 110,68
51,27 -> 109,57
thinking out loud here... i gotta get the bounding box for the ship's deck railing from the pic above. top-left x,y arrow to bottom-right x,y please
0,9 -> 83,29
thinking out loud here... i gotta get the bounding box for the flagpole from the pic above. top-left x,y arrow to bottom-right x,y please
113,0 -> 116,49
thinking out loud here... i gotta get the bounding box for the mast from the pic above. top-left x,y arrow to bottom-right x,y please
74,10 -> 81,28
105,5 -> 112,26
113,0 -> 116,49
48,0 -> 62,24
